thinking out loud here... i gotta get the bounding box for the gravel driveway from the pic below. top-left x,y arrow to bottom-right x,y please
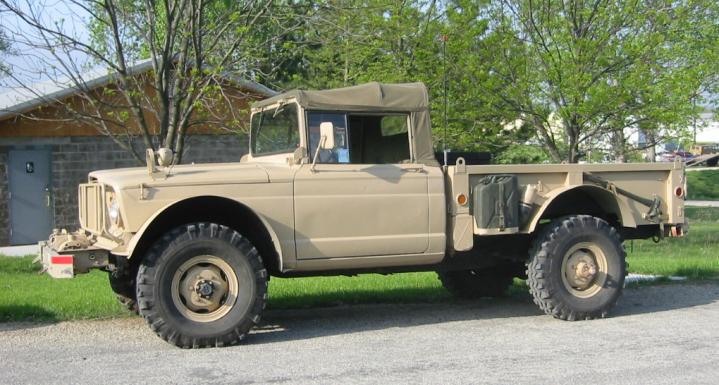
1,283 -> 718,385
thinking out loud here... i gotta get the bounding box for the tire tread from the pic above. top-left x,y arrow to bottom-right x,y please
526,215 -> 627,321
136,222 -> 268,348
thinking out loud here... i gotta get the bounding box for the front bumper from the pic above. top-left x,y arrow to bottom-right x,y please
35,231 -> 110,279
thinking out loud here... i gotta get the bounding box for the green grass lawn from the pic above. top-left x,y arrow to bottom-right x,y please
625,222 -> 719,279
687,170 -> 719,200
0,258 -> 129,322
2,216 -> 718,322
0,258 -> 452,322
684,206 -> 719,222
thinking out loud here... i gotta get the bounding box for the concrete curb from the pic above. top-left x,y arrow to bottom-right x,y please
0,244 -> 38,257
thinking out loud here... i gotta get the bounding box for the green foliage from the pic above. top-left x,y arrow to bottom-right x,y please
63,0 -> 719,162
251,1 -> 718,163
495,144 -> 550,165
687,170 -> 719,200
473,0 -> 719,162
380,115 -> 408,136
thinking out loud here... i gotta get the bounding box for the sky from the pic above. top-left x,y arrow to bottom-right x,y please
0,0 -> 91,91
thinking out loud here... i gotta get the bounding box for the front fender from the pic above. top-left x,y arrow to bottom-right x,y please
115,197 -> 285,271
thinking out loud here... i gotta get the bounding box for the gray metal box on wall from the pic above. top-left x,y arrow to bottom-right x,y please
472,174 -> 519,235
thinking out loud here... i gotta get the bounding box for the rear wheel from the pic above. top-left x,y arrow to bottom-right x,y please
137,223 -> 267,348
438,268 -> 515,298
526,215 -> 626,320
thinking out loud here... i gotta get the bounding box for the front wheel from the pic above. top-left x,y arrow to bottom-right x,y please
108,272 -> 138,314
137,223 -> 267,348
526,215 -> 626,320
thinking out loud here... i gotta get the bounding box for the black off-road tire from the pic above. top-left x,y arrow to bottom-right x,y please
437,268 -> 515,298
136,223 -> 268,348
109,272 -> 139,314
527,215 -> 627,321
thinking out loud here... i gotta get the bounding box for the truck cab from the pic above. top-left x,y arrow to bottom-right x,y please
247,82 -> 446,271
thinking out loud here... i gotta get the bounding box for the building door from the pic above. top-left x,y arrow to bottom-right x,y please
8,149 -> 53,245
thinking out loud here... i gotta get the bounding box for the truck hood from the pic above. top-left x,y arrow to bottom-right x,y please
89,162 -> 283,189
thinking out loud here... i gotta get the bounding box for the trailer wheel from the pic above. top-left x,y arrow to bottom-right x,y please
136,223 -> 267,348
527,215 -> 626,320
108,272 -> 138,314
437,268 -> 514,298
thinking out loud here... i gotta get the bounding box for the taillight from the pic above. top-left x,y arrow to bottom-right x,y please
456,193 -> 468,206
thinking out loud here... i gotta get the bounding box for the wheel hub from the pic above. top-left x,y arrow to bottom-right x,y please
560,242 -> 609,299
196,280 -> 215,299
171,255 -> 238,321
565,251 -> 598,290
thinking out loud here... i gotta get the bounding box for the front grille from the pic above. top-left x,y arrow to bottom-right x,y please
78,183 -> 105,234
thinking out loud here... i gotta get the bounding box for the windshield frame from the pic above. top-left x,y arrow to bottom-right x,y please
249,100 -> 302,157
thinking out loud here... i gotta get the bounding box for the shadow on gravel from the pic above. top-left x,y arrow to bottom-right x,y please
614,282 -> 719,317
250,292 -> 543,344
249,283 -> 719,345
0,306 -> 58,331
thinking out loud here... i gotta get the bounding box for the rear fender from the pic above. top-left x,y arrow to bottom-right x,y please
527,185 -> 636,232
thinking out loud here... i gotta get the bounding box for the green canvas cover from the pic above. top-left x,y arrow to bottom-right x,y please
253,82 -> 439,166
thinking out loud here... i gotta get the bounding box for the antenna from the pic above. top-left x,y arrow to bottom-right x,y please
440,34 -> 449,166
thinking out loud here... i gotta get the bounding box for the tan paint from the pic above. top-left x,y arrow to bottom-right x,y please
293,162 -> 431,259
445,159 -> 683,250
52,82 -> 686,277
526,184 -> 638,232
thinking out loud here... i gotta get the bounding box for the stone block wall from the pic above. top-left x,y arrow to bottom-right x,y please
0,134 -> 247,245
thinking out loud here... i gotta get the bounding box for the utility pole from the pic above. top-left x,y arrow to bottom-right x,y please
440,34 -> 449,166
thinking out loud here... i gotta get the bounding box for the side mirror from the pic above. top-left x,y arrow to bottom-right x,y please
312,122 -> 336,172
156,148 -> 174,167
319,122 -> 335,149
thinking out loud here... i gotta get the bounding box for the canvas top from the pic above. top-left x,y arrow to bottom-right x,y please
252,82 -> 438,166
252,82 -> 429,111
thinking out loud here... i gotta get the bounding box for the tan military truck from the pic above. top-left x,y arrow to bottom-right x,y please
38,82 -> 686,348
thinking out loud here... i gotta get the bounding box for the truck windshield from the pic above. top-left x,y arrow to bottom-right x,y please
250,103 -> 300,156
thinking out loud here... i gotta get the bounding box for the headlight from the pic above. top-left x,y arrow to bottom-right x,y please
105,189 -> 122,228
108,199 -> 120,222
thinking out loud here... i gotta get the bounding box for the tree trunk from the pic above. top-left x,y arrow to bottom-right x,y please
568,127 -> 580,163
533,117 -> 563,162
612,128 -> 626,163
645,130 -> 656,162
